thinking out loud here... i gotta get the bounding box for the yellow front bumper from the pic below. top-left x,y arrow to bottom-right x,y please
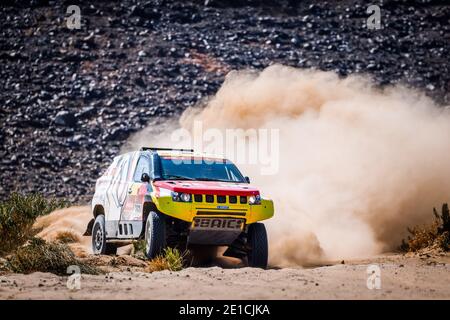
152,195 -> 274,225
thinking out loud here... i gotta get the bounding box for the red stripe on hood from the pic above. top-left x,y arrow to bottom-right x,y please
153,180 -> 259,196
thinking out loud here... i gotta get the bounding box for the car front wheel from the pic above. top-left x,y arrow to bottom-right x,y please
247,223 -> 268,269
144,211 -> 166,259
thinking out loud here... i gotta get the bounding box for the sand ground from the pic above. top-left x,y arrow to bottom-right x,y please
0,253 -> 449,300
1,207 -> 448,299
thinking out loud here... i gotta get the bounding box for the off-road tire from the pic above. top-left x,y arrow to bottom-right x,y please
247,223 -> 268,269
92,214 -> 117,255
144,211 -> 166,259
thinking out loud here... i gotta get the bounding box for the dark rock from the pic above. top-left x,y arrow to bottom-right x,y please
53,111 -> 77,127
135,77 -> 146,87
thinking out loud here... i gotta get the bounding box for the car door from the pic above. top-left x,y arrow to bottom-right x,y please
105,153 -> 133,222
102,155 -> 121,222
120,153 -> 151,222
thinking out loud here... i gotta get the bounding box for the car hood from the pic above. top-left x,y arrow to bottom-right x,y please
153,180 -> 259,196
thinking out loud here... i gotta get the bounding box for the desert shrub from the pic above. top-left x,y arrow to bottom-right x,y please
55,230 -> 81,244
435,204 -> 450,235
0,258 -> 7,272
146,247 -> 185,272
0,193 -> 67,256
146,256 -> 171,272
163,247 -> 185,271
131,240 -> 147,260
6,237 -> 99,275
401,203 -> 450,252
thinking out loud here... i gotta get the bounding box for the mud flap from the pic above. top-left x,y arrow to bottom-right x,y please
83,218 -> 95,236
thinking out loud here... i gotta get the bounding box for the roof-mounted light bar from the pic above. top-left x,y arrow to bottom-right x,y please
140,147 -> 194,152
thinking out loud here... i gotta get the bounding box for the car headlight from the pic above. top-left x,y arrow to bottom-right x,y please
171,191 -> 191,202
181,193 -> 191,202
248,194 -> 261,205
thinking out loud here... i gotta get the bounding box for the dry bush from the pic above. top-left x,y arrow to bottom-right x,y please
131,240 -> 147,260
146,256 -> 171,272
146,247 -> 185,272
401,203 -> 450,252
0,193 -> 67,256
6,237 -> 99,275
0,258 -> 7,272
55,230 -> 81,244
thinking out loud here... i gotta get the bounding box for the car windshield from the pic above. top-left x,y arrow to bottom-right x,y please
159,157 -> 246,183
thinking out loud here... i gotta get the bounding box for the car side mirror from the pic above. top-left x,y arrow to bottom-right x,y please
245,176 -> 250,183
141,173 -> 150,183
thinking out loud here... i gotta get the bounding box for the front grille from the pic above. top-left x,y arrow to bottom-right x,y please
196,211 -> 246,216
192,194 -> 248,205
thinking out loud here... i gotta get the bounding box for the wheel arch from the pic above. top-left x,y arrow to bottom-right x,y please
142,201 -> 158,222
84,204 -> 105,236
93,204 -> 105,218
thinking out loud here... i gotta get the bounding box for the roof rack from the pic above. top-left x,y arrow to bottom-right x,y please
140,147 -> 194,152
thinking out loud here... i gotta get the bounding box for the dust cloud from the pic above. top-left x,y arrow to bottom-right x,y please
35,206 -> 92,257
128,64 -> 450,267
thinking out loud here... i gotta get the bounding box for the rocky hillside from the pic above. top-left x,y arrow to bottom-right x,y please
0,0 -> 449,202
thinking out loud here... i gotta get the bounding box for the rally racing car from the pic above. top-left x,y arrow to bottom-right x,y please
89,147 -> 274,268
